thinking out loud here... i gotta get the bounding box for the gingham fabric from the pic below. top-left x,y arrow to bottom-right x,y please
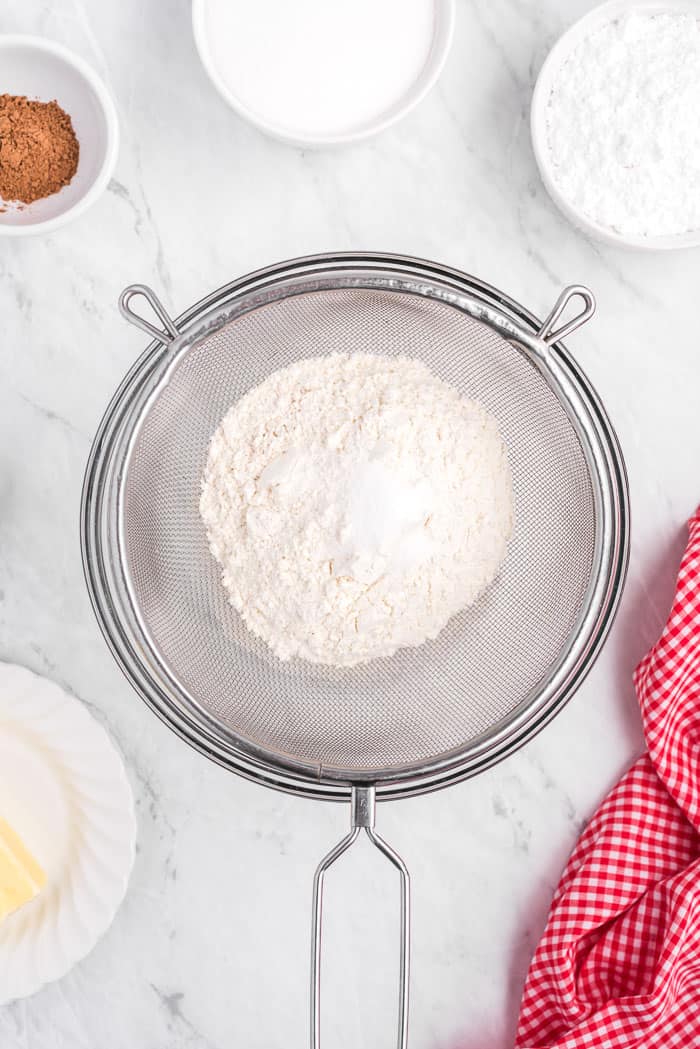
516,510 -> 700,1049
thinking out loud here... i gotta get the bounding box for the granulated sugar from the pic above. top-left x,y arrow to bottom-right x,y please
200,354 -> 513,667
201,0 -> 435,139
544,11 -> 700,238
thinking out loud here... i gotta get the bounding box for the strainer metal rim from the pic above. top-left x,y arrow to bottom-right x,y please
118,273 -> 608,780
81,251 -> 629,802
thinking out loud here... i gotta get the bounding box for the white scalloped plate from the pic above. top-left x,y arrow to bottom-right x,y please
0,663 -> 136,1003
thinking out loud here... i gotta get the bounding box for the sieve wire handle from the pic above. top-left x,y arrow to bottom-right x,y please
537,285 -> 596,346
118,284 -> 181,345
311,785 -> 410,1049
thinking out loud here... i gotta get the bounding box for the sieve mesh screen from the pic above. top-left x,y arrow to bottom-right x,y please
122,287 -> 596,775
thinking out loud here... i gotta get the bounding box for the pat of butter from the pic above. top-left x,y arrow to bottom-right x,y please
0,818 -> 46,922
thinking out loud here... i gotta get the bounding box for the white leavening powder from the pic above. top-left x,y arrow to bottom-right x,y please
200,355 -> 513,667
544,11 -> 700,238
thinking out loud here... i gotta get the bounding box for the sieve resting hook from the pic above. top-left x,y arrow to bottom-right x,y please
118,284 -> 181,346
537,285 -> 596,346
310,785 -> 410,1049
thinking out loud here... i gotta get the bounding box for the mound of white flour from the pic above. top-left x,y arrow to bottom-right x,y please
200,354 -> 513,666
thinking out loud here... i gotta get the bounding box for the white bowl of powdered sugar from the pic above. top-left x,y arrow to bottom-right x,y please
531,1 -> 700,249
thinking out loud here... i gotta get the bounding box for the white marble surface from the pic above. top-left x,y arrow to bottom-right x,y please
0,1 -> 697,1046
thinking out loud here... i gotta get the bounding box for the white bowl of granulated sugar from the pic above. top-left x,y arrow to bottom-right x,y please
192,0 -> 454,147
531,1 -> 700,250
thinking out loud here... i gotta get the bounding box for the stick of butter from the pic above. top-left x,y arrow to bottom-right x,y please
0,818 -> 46,922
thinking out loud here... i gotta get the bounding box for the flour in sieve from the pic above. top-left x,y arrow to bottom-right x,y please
200,354 -> 513,666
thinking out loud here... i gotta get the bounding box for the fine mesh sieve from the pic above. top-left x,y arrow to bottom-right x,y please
81,254 -> 628,1049
123,283 -> 597,776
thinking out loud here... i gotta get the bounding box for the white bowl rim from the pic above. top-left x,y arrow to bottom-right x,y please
0,34 -> 119,237
531,0 -> 700,251
191,0 -> 456,147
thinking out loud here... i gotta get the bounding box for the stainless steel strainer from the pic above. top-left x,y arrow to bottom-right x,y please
81,252 -> 628,1048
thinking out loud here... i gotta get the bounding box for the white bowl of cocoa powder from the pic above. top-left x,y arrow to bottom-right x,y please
0,36 -> 118,236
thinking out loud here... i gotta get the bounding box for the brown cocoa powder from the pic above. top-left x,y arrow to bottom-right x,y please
0,94 -> 80,206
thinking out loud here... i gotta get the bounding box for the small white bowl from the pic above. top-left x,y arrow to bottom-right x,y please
192,0 -> 455,148
531,0 -> 700,251
0,36 -> 119,237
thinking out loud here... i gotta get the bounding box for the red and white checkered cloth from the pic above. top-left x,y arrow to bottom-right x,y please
516,509 -> 700,1049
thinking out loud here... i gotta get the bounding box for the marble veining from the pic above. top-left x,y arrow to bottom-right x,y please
1,0 -> 696,1046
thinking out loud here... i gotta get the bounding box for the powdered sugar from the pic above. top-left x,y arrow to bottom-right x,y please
200,354 -> 513,667
544,10 -> 700,238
